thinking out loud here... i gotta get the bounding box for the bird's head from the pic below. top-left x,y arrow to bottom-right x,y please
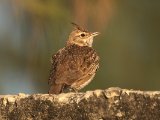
67,23 -> 100,47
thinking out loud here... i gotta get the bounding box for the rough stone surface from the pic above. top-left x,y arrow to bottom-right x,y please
0,88 -> 160,120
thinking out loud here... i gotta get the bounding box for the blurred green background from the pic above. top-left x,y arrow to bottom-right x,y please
0,0 -> 160,94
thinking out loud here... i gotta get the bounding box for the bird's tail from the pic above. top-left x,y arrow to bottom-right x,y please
48,83 -> 63,94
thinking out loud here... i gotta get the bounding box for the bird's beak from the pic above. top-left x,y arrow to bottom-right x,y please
91,32 -> 100,37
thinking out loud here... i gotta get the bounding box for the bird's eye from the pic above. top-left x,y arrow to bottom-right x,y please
80,33 -> 85,37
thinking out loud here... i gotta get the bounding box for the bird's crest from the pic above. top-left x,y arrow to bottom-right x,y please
71,22 -> 88,32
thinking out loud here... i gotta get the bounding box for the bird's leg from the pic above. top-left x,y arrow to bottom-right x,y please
72,88 -> 78,93
62,84 -> 78,93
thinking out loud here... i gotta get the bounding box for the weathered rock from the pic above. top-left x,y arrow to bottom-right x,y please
0,88 -> 160,120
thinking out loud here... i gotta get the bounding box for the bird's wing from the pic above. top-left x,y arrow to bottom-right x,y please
49,45 -> 99,86
54,48 -> 85,85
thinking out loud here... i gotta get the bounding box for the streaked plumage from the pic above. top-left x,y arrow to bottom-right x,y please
48,23 -> 100,94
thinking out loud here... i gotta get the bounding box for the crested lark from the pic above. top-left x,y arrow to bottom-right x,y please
48,23 -> 100,94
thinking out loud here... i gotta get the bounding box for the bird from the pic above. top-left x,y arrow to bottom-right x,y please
48,23 -> 100,94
